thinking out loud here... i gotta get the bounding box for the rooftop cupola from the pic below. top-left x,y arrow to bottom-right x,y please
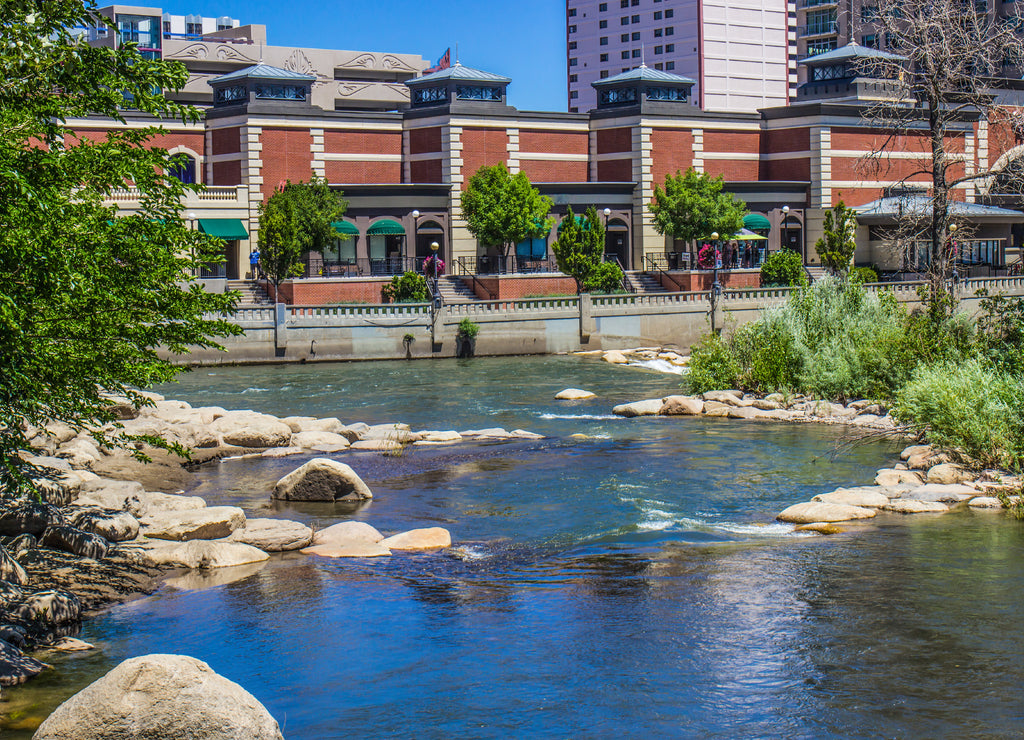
404,61 -> 513,112
208,63 -> 316,110
798,42 -> 907,101
590,64 -> 696,112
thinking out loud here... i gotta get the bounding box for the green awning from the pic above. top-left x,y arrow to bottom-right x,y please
743,213 -> 771,231
331,221 -> 359,235
557,215 -> 591,231
199,218 -> 249,240
367,219 -> 405,235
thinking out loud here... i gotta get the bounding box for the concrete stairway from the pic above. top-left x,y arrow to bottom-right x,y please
625,271 -> 669,294
227,280 -> 272,306
434,275 -> 480,303
805,266 -> 828,283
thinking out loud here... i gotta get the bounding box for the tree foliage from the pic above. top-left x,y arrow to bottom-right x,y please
760,250 -> 808,287
258,177 -> 347,286
815,200 -> 857,276
382,272 -> 428,303
649,168 -> 746,244
461,164 -> 553,258
0,0 -> 243,491
551,206 -> 621,293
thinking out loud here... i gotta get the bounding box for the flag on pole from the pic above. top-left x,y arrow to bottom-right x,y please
424,48 -> 451,74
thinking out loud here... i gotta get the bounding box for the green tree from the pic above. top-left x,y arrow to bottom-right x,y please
551,206 -> 621,293
382,272 -> 428,303
461,164 -> 554,260
649,168 -> 746,245
0,0 -> 241,491
814,200 -> 858,276
258,177 -> 348,288
760,250 -> 808,287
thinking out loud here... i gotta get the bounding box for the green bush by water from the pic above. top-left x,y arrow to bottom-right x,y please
760,249 -> 807,287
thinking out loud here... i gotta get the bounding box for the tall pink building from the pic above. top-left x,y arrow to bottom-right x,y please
566,0 -> 795,113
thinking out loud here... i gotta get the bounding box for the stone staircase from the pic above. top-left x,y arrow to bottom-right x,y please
434,275 -> 480,303
227,279 -> 272,306
625,271 -> 668,294
805,266 -> 828,283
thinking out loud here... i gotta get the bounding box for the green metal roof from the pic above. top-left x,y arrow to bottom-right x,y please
199,218 -> 249,240
743,213 -> 772,231
801,42 -> 907,67
592,64 -> 696,87
331,221 -> 359,235
211,63 -> 316,84
856,196 -> 1024,222
407,61 -> 510,87
367,219 -> 405,235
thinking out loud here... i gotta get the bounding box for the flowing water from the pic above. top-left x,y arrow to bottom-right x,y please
5,356 -> 1024,738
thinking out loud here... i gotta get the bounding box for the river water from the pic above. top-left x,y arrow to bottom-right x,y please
5,356 -> 1024,738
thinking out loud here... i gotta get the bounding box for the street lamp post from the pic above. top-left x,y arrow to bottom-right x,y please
781,205 -> 790,262
430,240 -> 441,301
603,207 -> 612,266
710,230 -> 721,334
411,210 -> 420,273
949,222 -> 959,295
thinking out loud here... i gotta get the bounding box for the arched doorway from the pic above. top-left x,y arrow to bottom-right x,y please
605,218 -> 629,267
415,220 -> 445,270
781,216 -> 803,257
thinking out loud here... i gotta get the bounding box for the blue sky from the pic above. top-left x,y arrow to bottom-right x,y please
160,0 -> 568,111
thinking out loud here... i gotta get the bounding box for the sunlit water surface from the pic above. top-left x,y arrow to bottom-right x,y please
5,357 -> 1023,738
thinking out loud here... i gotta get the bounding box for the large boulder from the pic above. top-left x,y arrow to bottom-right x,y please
133,540 -> 270,569
926,463 -> 971,485
312,521 -> 384,547
10,589 -> 80,625
896,483 -> 976,504
611,399 -> 663,418
0,503 -> 66,538
874,469 -> 924,487
812,488 -> 891,508
290,431 -> 351,449
69,508 -> 140,543
40,525 -> 111,560
141,506 -> 246,542
555,388 -> 596,400
659,395 -> 704,416
0,544 -> 28,586
90,452 -> 194,494
884,499 -> 950,514
776,501 -> 877,524
701,390 -> 745,405
0,639 -> 47,687
228,519 -> 313,552
273,459 -> 372,502
380,527 -> 451,550
210,412 -> 293,449
33,654 -> 284,740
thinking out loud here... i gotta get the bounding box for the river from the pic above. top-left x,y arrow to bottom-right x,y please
5,356 -> 1023,738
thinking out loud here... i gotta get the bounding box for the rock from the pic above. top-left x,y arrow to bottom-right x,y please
311,444 -> 351,453
361,423 -> 412,442
907,451 -> 950,470
301,543 -> 391,558
418,430 -> 463,443
926,463 -> 971,485
852,414 -> 881,425
312,521 -> 384,547
379,527 -> 451,550
874,469 -> 924,487
69,508 -> 139,543
273,458 -> 372,502
43,422 -> 77,445
727,407 -> 762,419
135,540 -> 270,569
460,427 -> 511,439
0,626 -> 25,647
813,489 -> 891,508
776,501 -> 878,524
291,431 -> 351,449
76,478 -> 145,510
281,416 -> 316,433
602,350 -> 628,364
901,444 -> 932,460
0,581 -> 24,608
141,506 -> 246,542
752,398 -> 783,411
702,400 -> 732,417
897,483 -> 976,504
90,452 -> 194,494
210,412 -> 293,448
795,522 -> 847,535
55,438 -> 102,468
140,491 -> 208,513
338,423 -> 369,442
701,390 -> 743,404
968,496 -> 1004,509
0,639 -> 47,686
228,519 -> 313,552
555,388 -> 596,400
6,534 -> 36,560
24,456 -> 73,472
884,499 -> 950,514
659,395 -> 704,416
11,589 -> 80,625
33,654 -> 284,740
0,503 -> 66,538
350,439 -> 404,452
104,398 -> 140,420
509,429 -> 544,440
260,446 -> 305,458
765,393 -> 785,404
0,544 -> 28,586
756,409 -> 794,421
40,525 -> 111,560
611,399 -> 663,417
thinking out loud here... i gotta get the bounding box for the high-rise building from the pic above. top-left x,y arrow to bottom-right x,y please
566,0 -> 795,114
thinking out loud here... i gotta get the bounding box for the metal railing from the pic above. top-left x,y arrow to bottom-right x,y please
299,256 -> 432,279
608,256 -> 635,293
798,21 -> 839,37
644,254 -> 686,291
452,255 -> 561,276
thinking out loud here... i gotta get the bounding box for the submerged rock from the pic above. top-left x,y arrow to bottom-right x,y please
380,527 -> 452,550
33,654 -> 284,740
0,638 -> 47,687
776,501 -> 877,524
273,459 -> 372,502
301,542 -> 391,558
141,506 -> 246,542
812,489 -> 890,508
659,395 -> 704,416
555,388 -> 596,400
883,499 -> 950,514
133,540 -> 269,570
611,399 -> 663,417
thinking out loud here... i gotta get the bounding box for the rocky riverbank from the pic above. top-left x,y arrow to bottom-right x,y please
0,393 -> 545,694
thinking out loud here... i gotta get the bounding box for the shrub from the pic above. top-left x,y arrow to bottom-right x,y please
849,266 -> 879,285
696,243 -> 716,269
975,290 -> 1024,376
382,271 -> 428,303
760,249 -> 807,287
457,318 -> 479,340
894,359 -> 1024,471
686,333 -> 740,394
730,317 -> 802,392
583,261 -> 624,293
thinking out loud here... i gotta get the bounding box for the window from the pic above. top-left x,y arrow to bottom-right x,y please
570,57 -> 578,66
254,83 -> 306,100
621,0 -> 629,6
570,107 -> 579,113
185,21 -> 202,34
632,48 -> 641,57
413,87 -> 447,104
599,2 -> 608,10
632,31 -> 640,40
217,23 -> 231,30
631,14 -> 640,22
570,74 -> 578,82
655,45 -> 663,54
600,36 -> 608,45
569,7 -> 577,15
168,155 -> 197,184
655,28 -> 663,36
569,41 -> 577,49
861,33 -> 878,47
570,90 -> 579,98
804,9 -> 837,35
665,26 -> 673,35
162,20 -> 170,33
621,16 -> 630,24
569,24 -> 577,33
599,87 -> 637,105
665,8 -> 673,16
215,85 -> 245,104
631,0 -> 640,5
456,85 -> 502,100
654,62 -> 663,69
654,10 -> 662,18
861,5 -> 878,21
666,61 -> 675,69
621,33 -> 629,41
622,67 -> 629,71
665,43 -> 674,52
621,50 -> 630,58
600,52 -> 609,61
601,70 -> 610,78
600,19 -> 608,27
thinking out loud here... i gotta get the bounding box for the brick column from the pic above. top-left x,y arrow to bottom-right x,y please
632,123 -> 657,270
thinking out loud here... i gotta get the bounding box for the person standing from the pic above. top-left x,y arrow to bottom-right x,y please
249,247 -> 260,280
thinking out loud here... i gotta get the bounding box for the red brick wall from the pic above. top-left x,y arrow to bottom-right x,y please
830,188 -> 885,207
830,127 -> 934,154
519,130 -> 588,154
264,279 -> 393,305
704,131 -> 760,154
211,127 -> 240,155
324,160 -> 401,184
460,128 -> 508,188
324,130 -> 401,155
519,159 -> 588,182
597,158 -> 633,182
473,275 -> 579,299
596,127 -> 632,154
410,159 -> 443,183
702,158 -> 759,181
759,158 -> 810,181
651,129 -> 694,182
409,127 -> 443,154
211,159 -> 241,186
662,270 -> 761,291
760,128 -> 810,154
260,128 -> 313,198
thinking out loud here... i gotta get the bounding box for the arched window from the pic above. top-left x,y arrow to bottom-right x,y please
168,154 -> 197,185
